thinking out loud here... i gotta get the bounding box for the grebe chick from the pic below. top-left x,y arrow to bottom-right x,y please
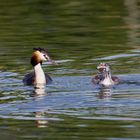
92,63 -> 119,87
23,48 -> 55,88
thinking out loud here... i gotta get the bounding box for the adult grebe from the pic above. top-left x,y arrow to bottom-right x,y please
92,63 -> 119,87
23,48 -> 55,88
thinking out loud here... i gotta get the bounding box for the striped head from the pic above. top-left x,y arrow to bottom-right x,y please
97,63 -> 110,73
31,48 -> 51,66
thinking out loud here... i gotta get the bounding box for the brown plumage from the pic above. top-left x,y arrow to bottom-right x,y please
23,48 -> 54,87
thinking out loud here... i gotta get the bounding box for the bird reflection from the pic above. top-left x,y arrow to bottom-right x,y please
31,83 -> 48,97
98,86 -> 112,99
32,87 -> 46,97
31,86 -> 49,128
35,111 -> 48,128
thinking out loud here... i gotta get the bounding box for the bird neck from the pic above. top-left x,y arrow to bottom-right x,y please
104,71 -> 112,79
34,63 -> 46,88
100,70 -> 114,87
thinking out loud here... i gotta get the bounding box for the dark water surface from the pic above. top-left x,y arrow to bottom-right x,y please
0,0 -> 140,139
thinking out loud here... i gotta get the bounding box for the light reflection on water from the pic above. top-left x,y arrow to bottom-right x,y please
93,53 -> 140,60
0,0 -> 140,139
0,71 -> 140,139
0,71 -> 140,122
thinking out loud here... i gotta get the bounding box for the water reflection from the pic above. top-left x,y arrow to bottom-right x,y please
0,0 -> 140,138
35,112 -> 48,128
32,87 -> 47,97
98,87 -> 112,99
124,0 -> 140,47
33,87 -> 49,128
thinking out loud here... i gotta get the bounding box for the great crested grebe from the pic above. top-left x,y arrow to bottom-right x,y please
92,63 -> 119,87
23,48 -> 55,88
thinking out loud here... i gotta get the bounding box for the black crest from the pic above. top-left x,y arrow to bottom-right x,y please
33,47 -> 47,53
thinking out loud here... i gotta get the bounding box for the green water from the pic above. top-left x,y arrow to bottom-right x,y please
0,0 -> 140,139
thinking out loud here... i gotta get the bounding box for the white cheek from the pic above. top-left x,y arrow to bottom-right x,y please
40,53 -> 47,61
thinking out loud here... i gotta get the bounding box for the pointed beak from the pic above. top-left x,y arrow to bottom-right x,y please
44,54 -> 51,61
45,54 -> 58,65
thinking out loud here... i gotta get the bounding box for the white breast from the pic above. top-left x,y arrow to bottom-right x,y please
100,76 -> 114,87
34,63 -> 46,88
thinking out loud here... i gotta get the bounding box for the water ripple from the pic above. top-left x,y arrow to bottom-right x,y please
93,53 -> 140,60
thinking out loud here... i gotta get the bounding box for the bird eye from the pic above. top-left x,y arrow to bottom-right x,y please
43,54 -> 47,57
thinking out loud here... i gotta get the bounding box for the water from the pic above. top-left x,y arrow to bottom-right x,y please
0,0 -> 140,139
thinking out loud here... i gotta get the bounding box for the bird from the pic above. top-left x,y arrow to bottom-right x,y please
92,63 -> 119,87
23,48 -> 55,88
